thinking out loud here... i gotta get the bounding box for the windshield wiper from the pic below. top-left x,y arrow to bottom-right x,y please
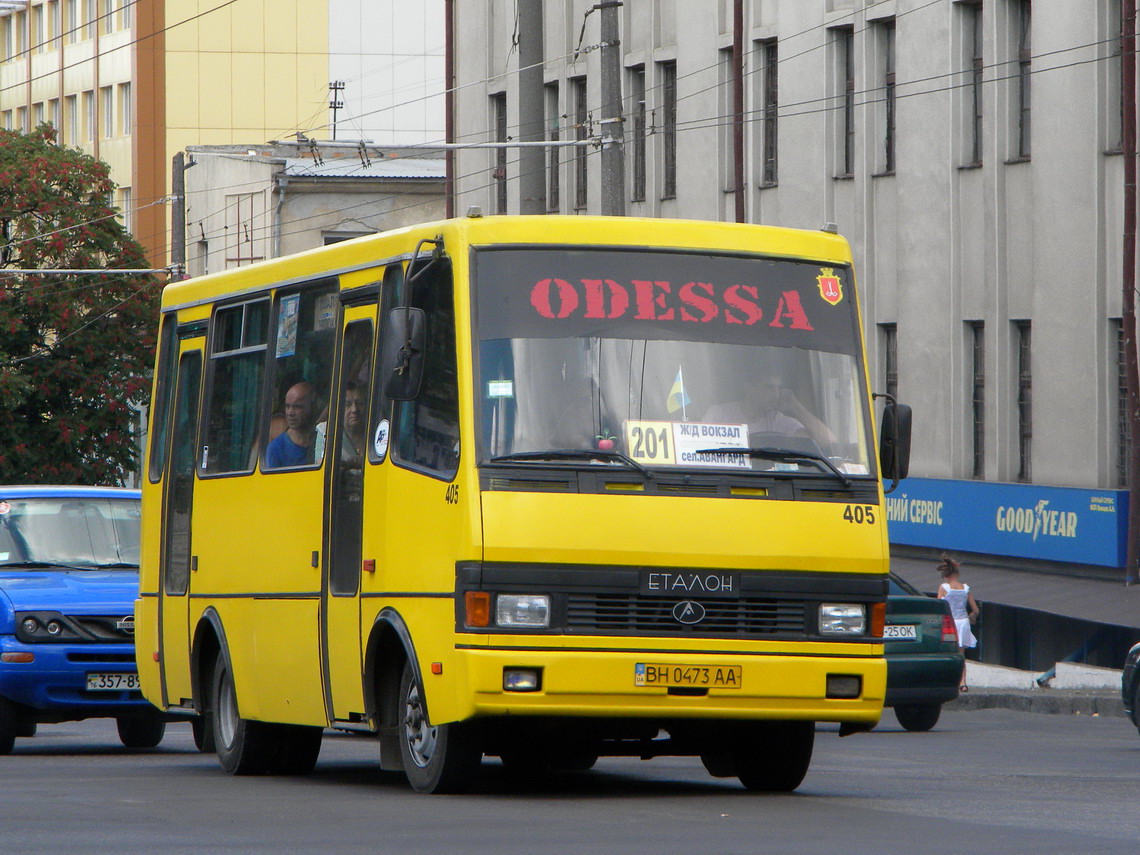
94,562 -> 139,569
695,446 -> 852,488
491,449 -> 654,479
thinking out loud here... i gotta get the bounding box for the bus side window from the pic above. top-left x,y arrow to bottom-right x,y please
147,314 -> 178,483
391,257 -> 459,479
262,282 -> 339,471
200,300 -> 269,475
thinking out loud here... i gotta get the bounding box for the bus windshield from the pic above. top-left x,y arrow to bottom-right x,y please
474,247 -> 874,477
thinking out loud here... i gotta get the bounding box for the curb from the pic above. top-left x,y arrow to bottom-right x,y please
945,689 -> 1127,718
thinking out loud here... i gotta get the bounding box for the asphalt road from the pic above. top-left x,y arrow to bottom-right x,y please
4,708 -> 1138,855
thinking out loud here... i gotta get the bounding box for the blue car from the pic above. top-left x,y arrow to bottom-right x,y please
0,485 -> 164,753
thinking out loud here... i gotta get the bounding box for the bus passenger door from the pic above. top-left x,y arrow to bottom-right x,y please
158,345 -> 203,708
322,310 -> 375,721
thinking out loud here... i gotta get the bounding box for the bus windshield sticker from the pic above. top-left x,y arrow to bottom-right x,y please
487,380 -> 514,398
625,420 -> 750,469
276,294 -> 300,358
373,418 -> 390,462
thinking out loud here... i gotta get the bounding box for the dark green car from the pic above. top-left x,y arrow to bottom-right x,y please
884,573 -> 964,731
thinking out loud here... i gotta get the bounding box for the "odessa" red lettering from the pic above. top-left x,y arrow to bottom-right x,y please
529,277 -> 814,330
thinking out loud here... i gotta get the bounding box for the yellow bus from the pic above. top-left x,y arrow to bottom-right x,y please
137,214 -> 910,793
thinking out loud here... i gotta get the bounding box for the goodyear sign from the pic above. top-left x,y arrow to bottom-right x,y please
886,477 -> 1128,568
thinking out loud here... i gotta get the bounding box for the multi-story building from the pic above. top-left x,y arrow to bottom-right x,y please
0,0 -> 445,267
451,0 -> 1133,579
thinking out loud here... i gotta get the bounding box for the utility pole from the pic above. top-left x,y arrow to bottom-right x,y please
1123,0 -> 1139,585
598,0 -> 625,216
445,0 -> 455,218
518,0 -> 546,214
732,0 -> 745,223
171,152 -> 187,281
329,81 -> 345,141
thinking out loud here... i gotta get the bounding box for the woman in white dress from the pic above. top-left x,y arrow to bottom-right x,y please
936,554 -> 979,692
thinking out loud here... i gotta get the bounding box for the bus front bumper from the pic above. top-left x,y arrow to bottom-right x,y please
451,646 -> 885,725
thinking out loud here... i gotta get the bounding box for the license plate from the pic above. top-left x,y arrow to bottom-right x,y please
883,624 -> 918,640
635,663 -> 742,689
86,672 -> 141,691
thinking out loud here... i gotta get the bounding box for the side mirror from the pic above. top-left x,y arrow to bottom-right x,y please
879,402 -> 912,491
380,307 -> 427,401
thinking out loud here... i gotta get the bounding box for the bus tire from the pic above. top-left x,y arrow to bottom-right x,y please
211,655 -> 277,775
191,713 -> 214,753
116,712 -> 166,749
732,720 -> 815,792
267,723 -> 323,775
894,703 -> 942,733
398,661 -> 481,794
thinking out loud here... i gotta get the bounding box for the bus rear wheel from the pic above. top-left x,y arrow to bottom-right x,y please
211,655 -> 278,775
398,662 -> 481,794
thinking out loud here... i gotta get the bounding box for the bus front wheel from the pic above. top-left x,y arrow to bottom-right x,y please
398,662 -> 481,794
701,720 -> 815,792
211,655 -> 278,775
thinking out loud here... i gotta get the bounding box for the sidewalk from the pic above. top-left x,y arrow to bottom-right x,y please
947,661 -> 1128,718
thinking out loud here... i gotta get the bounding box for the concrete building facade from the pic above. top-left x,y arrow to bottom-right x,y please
451,0 -> 1129,505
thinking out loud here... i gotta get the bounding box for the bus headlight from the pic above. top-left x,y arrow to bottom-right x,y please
819,603 -> 866,635
495,595 -> 551,628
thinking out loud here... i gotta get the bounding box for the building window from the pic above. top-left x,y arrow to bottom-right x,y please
48,0 -> 61,45
1013,0 -> 1031,159
629,65 -> 647,203
102,0 -> 114,34
572,76 -> 588,209
101,85 -> 113,138
33,3 -> 44,53
879,19 -> 896,173
118,82 -> 130,135
759,39 -> 778,187
660,60 -> 677,199
836,27 -> 856,177
491,92 -> 507,215
84,0 -> 96,40
65,94 -> 77,144
968,321 -> 985,478
119,186 -> 132,233
1,111 -> 11,130
225,192 -> 266,267
1107,0 -> 1122,152
880,323 -> 898,401
66,0 -> 77,43
963,1 -> 983,165
718,48 -> 735,192
33,102 -> 44,129
1115,320 -> 1130,488
1014,320 -> 1031,481
545,82 -> 560,212
16,106 -> 27,134
83,89 -> 94,141
49,99 -> 60,132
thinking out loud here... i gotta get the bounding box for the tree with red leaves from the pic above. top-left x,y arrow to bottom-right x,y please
0,125 -> 161,485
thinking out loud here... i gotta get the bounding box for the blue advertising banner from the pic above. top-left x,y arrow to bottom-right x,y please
885,478 -> 1128,568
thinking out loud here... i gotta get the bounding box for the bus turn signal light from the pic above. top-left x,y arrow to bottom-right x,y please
465,591 -> 491,628
870,601 -> 886,638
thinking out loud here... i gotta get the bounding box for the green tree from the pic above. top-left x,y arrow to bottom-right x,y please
0,124 -> 161,485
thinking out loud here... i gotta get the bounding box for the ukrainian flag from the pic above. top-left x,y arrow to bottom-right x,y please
666,367 -> 691,416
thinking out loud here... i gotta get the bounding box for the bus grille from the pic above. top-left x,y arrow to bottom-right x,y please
564,593 -> 807,637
